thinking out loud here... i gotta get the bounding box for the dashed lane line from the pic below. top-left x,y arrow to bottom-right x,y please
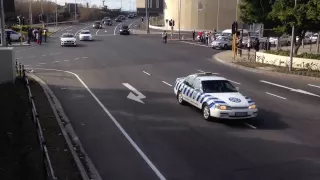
242,122 -> 257,129
308,84 -> 320,89
162,81 -> 173,87
74,58 -> 80,60
266,92 -> 287,100
64,60 -> 70,62
143,71 -> 151,76
52,61 -> 60,63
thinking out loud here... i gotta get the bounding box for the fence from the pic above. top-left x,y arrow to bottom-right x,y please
15,61 -> 57,180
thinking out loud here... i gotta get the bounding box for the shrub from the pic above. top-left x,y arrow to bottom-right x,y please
10,25 -> 42,32
265,50 -> 320,60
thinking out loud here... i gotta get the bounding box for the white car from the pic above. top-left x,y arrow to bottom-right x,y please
60,33 -> 77,46
311,33 -> 318,43
0,29 -> 23,41
174,72 -> 258,120
269,35 -> 290,46
79,30 -> 92,41
211,36 -> 232,49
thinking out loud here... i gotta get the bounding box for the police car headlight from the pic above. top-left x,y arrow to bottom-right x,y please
216,105 -> 231,110
249,104 -> 256,109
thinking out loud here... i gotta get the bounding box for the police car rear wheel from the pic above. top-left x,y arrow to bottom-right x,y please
177,91 -> 186,105
202,104 -> 211,120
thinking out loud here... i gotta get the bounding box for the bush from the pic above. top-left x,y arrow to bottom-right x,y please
10,25 -> 42,32
265,50 -> 320,60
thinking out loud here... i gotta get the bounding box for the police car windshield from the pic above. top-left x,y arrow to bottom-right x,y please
62,34 -> 74,38
81,31 -> 90,34
202,80 -> 237,93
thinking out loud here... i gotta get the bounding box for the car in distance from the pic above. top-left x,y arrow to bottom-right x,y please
79,30 -> 92,41
174,72 -> 258,120
103,19 -> 113,26
211,36 -> 232,49
60,33 -> 77,46
92,21 -> 102,29
119,25 -> 130,35
115,17 -> 122,22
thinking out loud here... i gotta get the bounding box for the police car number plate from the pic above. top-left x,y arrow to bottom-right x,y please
235,112 -> 247,117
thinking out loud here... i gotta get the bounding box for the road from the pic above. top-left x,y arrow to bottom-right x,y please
15,18 -> 320,180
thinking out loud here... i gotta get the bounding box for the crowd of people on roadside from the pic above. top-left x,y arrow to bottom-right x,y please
192,30 -> 217,46
26,27 -> 48,45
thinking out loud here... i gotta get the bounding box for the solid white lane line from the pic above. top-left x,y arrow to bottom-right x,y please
96,29 -> 100,35
242,122 -> 257,129
143,71 -> 151,76
228,79 -> 241,85
114,23 -> 122,35
180,41 -> 209,47
266,92 -> 287,100
28,68 -> 166,180
308,84 -> 320,89
162,81 -> 173,87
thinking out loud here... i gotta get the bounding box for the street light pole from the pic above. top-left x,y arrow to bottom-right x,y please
178,0 -> 181,40
236,0 -> 239,21
55,0 -> 58,29
146,0 -> 150,34
289,0 -> 297,71
29,0 -> 33,25
217,0 -> 220,31
0,0 -> 6,46
75,0 -> 77,21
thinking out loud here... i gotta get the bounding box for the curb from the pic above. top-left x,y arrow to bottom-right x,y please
213,52 -> 320,81
28,74 -> 102,180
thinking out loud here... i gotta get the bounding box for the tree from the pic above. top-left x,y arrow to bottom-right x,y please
269,0 -> 320,54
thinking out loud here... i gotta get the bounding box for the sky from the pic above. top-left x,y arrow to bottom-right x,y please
56,0 -> 136,11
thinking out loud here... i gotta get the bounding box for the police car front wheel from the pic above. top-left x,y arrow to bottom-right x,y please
177,91 -> 186,105
202,104 -> 211,121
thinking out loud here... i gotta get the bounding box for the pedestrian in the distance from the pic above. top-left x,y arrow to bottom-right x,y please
27,28 -> 32,44
192,30 -> 195,41
39,29 -> 43,45
43,29 -> 47,43
36,32 -> 40,45
6,31 -> 11,46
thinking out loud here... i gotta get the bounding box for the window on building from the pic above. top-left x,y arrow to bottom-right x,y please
156,0 -> 160,8
149,0 -> 153,8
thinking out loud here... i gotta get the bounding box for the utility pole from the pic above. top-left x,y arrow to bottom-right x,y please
55,0 -> 58,29
289,0 -> 297,72
75,0 -> 77,21
29,0 -> 33,25
0,0 -> 6,46
236,0 -> 239,22
146,0 -> 149,34
216,0 -> 220,31
178,0 -> 181,40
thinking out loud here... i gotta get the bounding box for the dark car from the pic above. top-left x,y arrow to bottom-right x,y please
119,25 -> 130,35
104,19 -> 112,26
119,15 -> 126,20
128,14 -> 133,19
115,17 -> 122,22
92,21 -> 102,29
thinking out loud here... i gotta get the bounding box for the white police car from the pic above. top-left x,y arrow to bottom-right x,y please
174,72 -> 258,120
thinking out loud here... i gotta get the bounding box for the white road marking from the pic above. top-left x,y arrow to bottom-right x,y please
143,71 -> 151,75
180,41 -> 209,47
39,63 -> 46,65
114,23 -> 122,35
308,84 -> 320,89
64,60 -> 69,62
104,30 -> 107,32
74,58 -> 80,60
260,80 -> 320,98
242,122 -> 257,129
266,92 -> 287,100
28,68 -> 166,180
162,81 -> 173,87
24,65 -> 32,67
82,57 -> 88,59
52,61 -> 59,63
228,79 -> 241,85
96,29 -> 100,35
129,19 -> 140,28
123,83 -> 147,104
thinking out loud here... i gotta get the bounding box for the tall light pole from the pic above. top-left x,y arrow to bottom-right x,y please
289,0 -> 297,72
178,0 -> 181,40
216,0 -> 220,31
75,0 -> 77,21
236,0 -> 239,21
146,0 -> 150,34
55,0 -> 58,29
0,0 -> 6,46
29,0 -> 33,25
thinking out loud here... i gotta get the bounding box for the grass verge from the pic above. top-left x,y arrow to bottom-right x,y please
235,61 -> 320,78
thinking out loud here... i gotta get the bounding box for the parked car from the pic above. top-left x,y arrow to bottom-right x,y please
211,36 -> 232,49
311,33 -> 318,43
269,34 -> 291,46
0,29 -> 24,42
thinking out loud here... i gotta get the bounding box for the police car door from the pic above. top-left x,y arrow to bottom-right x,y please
182,75 -> 196,104
191,79 -> 202,108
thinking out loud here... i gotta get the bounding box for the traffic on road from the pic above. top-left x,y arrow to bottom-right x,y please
12,15 -> 320,180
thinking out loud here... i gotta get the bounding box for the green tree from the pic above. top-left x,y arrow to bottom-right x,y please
269,0 -> 320,54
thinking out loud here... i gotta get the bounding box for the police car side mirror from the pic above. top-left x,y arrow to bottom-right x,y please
236,87 -> 240,91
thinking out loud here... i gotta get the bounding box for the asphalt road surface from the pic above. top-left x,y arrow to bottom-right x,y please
15,19 -> 320,180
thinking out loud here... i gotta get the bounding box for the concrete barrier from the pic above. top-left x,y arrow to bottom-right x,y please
256,51 -> 320,71
0,47 -> 15,84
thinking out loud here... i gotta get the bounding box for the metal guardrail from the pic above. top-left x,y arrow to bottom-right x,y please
15,61 -> 57,180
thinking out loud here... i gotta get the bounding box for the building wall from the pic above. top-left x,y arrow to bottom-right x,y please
136,0 -> 145,8
164,0 -> 239,31
136,0 -> 164,15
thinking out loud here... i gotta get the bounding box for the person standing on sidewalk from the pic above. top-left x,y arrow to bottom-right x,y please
6,31 -> 11,46
43,29 -> 47,43
27,28 -> 32,44
36,32 -> 40,45
39,29 -> 43,45
192,30 -> 195,41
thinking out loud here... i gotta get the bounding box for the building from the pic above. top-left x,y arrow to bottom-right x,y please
136,0 -> 164,16
4,0 -> 16,20
163,0 -> 239,31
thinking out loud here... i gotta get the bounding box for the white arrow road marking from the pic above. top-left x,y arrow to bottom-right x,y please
260,80 -> 320,98
308,84 -> 320,89
122,83 -> 146,104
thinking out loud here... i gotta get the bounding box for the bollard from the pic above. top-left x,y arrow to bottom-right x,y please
22,65 -> 25,79
15,61 -> 18,76
19,63 -> 22,77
